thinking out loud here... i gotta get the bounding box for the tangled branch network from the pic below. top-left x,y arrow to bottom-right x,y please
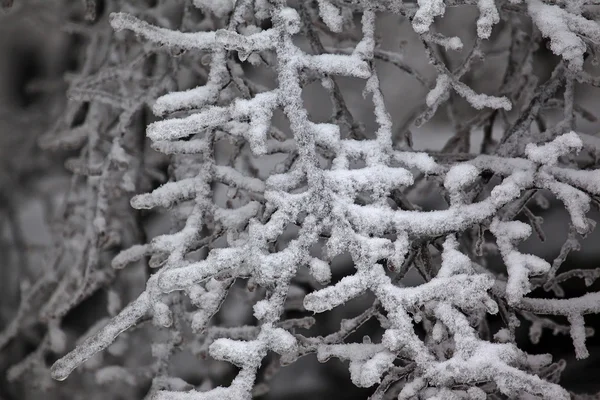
7,0 -> 600,398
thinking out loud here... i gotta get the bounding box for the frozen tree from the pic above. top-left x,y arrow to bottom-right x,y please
2,0 -> 600,399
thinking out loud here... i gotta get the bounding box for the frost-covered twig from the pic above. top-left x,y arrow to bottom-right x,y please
3,0 -> 597,399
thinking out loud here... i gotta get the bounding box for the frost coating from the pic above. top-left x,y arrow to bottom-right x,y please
527,0 -> 600,70
477,0 -> 500,39
525,131 -> 583,165
490,219 -> 551,304
36,1 -> 600,399
413,0 -> 446,34
192,0 -> 235,18
317,0 -> 344,32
